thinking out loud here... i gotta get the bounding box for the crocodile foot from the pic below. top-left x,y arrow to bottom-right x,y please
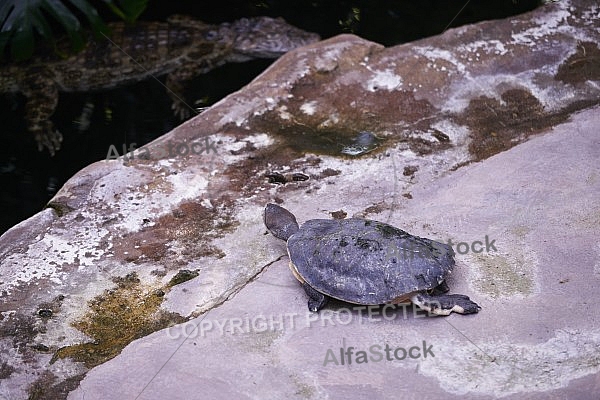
171,100 -> 196,120
34,123 -> 63,156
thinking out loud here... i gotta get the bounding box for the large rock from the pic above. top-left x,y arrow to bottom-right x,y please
1,0 -> 599,398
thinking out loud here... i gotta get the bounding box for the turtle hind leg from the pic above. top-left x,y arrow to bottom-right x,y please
411,293 -> 481,316
302,282 -> 328,312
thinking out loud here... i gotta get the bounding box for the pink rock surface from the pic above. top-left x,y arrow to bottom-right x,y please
1,0 -> 599,398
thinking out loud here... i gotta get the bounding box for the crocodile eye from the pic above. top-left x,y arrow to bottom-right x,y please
205,30 -> 218,40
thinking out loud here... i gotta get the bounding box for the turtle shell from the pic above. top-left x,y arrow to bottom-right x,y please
287,218 -> 454,305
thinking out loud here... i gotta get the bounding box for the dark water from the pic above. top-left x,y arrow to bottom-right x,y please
0,0 -> 539,234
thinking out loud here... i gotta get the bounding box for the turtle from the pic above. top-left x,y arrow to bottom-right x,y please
263,203 -> 481,315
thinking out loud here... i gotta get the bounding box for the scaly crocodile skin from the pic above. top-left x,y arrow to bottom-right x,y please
0,15 -> 319,154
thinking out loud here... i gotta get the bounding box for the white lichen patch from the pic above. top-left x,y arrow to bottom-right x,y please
420,329 -> 600,397
365,69 -> 402,91
0,214 -> 111,295
107,170 -> 210,232
164,170 -> 210,201
467,243 -> 539,299
218,133 -> 273,155
314,47 -> 348,72
216,99 -> 262,127
461,40 -> 508,56
413,47 -> 467,75
300,101 -> 318,115
246,133 -> 274,148
318,113 -> 340,127
510,5 -> 572,47
251,97 -> 278,118
2,252 -> 62,290
277,105 -> 293,120
580,4 -> 599,27
430,120 -> 470,146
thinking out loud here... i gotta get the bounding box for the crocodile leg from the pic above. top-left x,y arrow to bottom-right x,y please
22,66 -> 62,155
165,43 -> 230,120
165,67 -> 197,120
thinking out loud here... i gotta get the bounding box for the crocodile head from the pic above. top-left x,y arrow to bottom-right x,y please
220,17 -> 320,61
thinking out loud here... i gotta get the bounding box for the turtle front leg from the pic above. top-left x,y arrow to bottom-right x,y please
429,280 -> 450,295
411,293 -> 481,316
302,282 -> 328,312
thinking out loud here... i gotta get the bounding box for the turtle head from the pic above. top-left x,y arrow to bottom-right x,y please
222,17 -> 319,61
264,203 -> 300,241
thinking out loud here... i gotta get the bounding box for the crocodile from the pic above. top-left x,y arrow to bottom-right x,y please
0,15 -> 319,155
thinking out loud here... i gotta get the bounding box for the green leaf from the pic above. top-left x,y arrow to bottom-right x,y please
1,1 -> 38,61
30,6 -> 54,41
68,0 -> 109,37
98,0 -> 126,21
0,0 -> 147,61
117,0 -> 148,23
10,20 -> 35,61
98,0 -> 148,23
0,32 -> 10,61
41,0 -> 84,51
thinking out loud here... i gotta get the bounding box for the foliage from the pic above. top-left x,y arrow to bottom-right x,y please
102,0 -> 147,23
0,0 -> 148,62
